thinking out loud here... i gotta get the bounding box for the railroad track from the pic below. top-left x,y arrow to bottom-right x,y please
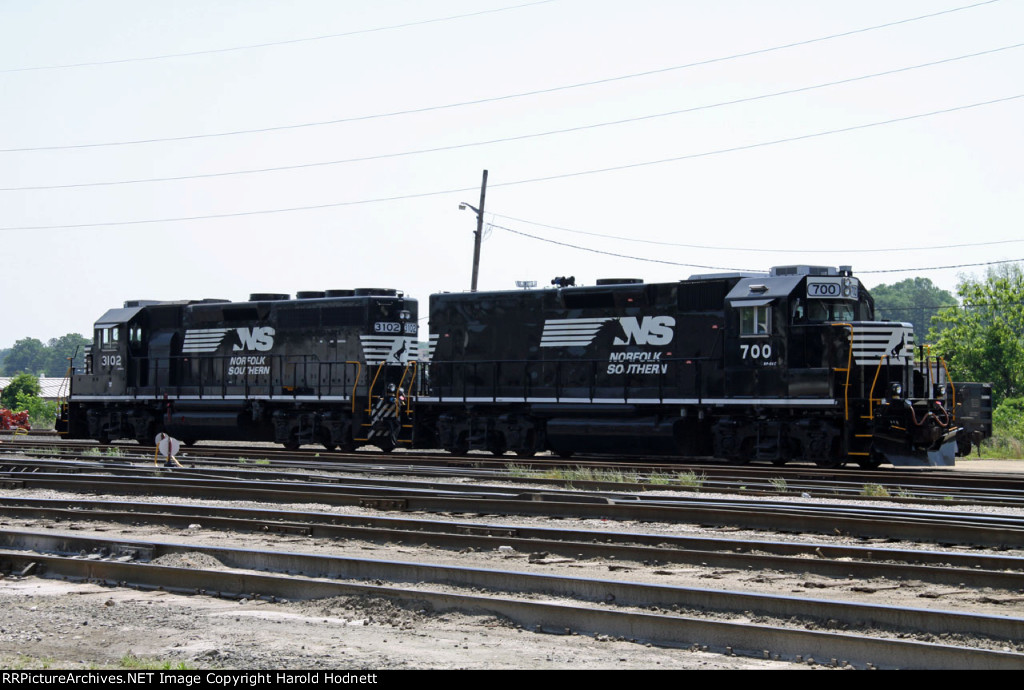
3,441 -> 1024,508
2,445 -> 1023,668
1,496 -> 1022,589
2,463 -> 1023,547
2,529 -> 1022,670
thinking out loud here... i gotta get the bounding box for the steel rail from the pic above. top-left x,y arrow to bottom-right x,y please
5,442 -> 1024,507
3,469 -> 1024,548
5,464 -> 1024,533
1,532 -> 1022,669
1,496 -> 1022,590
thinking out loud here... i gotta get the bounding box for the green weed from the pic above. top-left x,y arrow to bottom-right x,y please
119,654 -> 192,670
505,463 -> 534,479
861,483 -> 891,498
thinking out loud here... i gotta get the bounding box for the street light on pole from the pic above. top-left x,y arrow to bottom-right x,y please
459,169 -> 488,292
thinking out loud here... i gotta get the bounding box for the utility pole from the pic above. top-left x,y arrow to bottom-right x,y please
470,169 -> 488,292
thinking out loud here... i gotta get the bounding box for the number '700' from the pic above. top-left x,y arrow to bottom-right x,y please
740,344 -> 772,360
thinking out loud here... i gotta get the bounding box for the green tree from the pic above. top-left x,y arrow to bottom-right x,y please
45,333 -> 91,376
870,277 -> 957,345
1,337 -> 48,376
13,390 -> 58,429
1,372 -> 42,409
929,264 -> 1024,406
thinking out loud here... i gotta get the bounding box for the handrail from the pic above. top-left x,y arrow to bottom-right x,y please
346,361 -> 362,413
867,354 -> 889,417
397,361 -> 417,414
830,323 -> 854,421
366,363 -> 385,413
940,357 -> 957,423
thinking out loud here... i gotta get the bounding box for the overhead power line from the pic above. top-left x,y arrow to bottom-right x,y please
0,0 -> 559,74
5,43 -> 1020,192
489,213 -> 1024,254
0,93 -> 1019,232
492,222 -> 1024,275
0,0 -> 1003,153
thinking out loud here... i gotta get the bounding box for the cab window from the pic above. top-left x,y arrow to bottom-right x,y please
740,305 -> 771,336
807,301 -> 855,322
97,327 -> 121,349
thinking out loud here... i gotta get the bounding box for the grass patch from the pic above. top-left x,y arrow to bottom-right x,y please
674,470 -> 706,490
975,435 -> 1024,460
254,459 -> 270,466
769,477 -> 788,493
505,463 -> 534,479
861,483 -> 891,498
119,654 -> 192,670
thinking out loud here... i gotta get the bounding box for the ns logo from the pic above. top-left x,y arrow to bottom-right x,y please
612,316 -> 675,346
233,327 -> 275,352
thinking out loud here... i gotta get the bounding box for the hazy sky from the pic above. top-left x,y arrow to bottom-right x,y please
2,0 -> 1021,347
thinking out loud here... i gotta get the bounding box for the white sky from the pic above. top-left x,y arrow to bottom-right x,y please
2,0 -> 1022,348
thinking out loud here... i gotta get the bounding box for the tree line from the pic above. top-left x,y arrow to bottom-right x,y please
0,334 -> 90,378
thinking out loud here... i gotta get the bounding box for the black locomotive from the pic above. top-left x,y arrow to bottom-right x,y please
61,265 -> 989,467
60,289 -> 419,451
415,265 -> 987,468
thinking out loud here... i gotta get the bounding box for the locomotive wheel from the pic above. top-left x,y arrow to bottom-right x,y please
447,433 -> 469,456
515,449 -> 536,458
856,457 -> 883,470
487,435 -> 507,457
814,458 -> 845,469
319,429 -> 336,451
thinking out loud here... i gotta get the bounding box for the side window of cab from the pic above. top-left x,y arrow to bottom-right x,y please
740,305 -> 771,336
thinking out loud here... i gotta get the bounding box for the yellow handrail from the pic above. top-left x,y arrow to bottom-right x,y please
365,363 -> 385,414
346,361 -> 362,414
867,354 -> 889,417
397,361 -> 417,415
832,323 -> 854,421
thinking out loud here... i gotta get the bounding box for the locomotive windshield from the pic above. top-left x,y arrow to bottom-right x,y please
791,298 -> 869,323
807,300 -> 856,322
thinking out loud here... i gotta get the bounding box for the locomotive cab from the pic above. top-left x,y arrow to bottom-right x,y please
64,303 -> 153,442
